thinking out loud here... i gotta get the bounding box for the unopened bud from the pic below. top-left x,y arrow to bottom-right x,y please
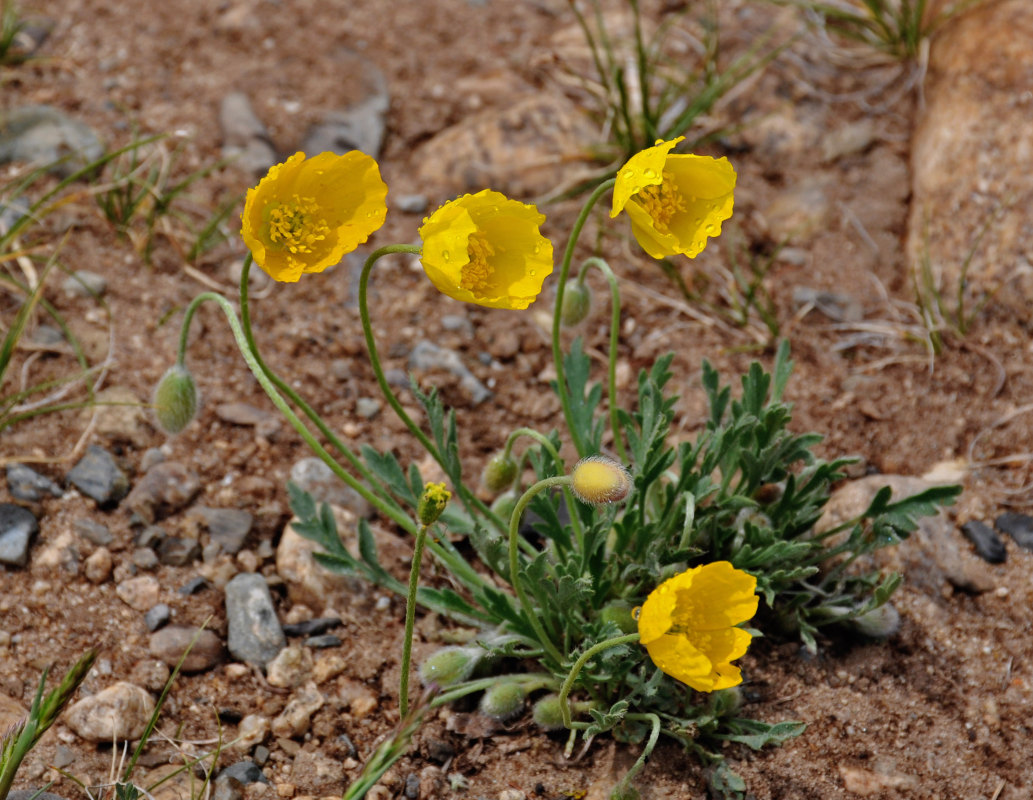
478,681 -> 525,721
571,455 -> 631,505
850,602 -> 900,639
531,694 -> 566,731
560,280 -> 592,326
418,645 -> 481,687
707,686 -> 743,717
599,602 -> 637,635
481,453 -> 518,493
490,490 -> 518,524
417,482 -> 451,525
153,364 -> 198,434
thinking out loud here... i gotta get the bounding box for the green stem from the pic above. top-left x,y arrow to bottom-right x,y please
577,257 -> 627,464
399,522 -> 431,717
236,254 -> 375,484
552,179 -> 617,459
614,712 -> 661,797
504,427 -> 584,549
509,476 -> 572,666
358,244 -> 506,532
558,632 -> 639,729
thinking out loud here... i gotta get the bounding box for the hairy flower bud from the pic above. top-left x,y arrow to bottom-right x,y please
481,452 -> 518,493
850,602 -> 900,639
478,681 -> 525,721
531,693 -> 566,731
417,482 -> 451,525
600,602 -> 637,635
571,455 -> 631,505
560,280 -> 592,326
418,645 -> 481,687
490,490 -> 518,524
153,364 -> 198,434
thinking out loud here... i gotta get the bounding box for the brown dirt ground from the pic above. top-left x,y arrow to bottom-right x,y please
2,1 -> 1032,799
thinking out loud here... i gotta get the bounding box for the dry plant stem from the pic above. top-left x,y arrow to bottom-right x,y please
557,633 -> 639,729
576,256 -> 626,463
552,179 -> 617,459
399,521 -> 432,717
509,476 -> 573,666
358,245 -> 506,532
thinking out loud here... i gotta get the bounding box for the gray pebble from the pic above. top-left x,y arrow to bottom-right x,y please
157,536 -> 202,566
124,462 -> 201,523
144,604 -> 172,632
139,447 -> 167,473
136,525 -> 166,549
995,512 -> 1033,551
6,463 -> 63,502
304,634 -> 342,649
179,576 -> 210,595
355,397 -> 381,419
281,617 -> 342,637
61,270 -> 107,298
441,314 -> 473,335
66,445 -> 129,507
225,573 -> 286,667
217,760 -> 269,785
396,194 -> 428,214
289,457 -> 372,518
960,520 -> 1007,563
75,518 -> 113,546
195,506 -> 253,554
149,625 -> 224,672
409,340 -> 492,405
0,503 -> 39,567
132,548 -> 159,570
0,105 -> 104,177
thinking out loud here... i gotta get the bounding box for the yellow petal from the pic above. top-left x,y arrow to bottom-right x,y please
610,137 -> 684,218
680,561 -> 759,630
643,632 -> 718,692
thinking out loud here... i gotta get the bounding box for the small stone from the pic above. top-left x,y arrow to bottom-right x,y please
194,507 -> 254,554
218,761 -> 269,786
157,536 -> 202,566
132,548 -> 160,570
6,463 -> 63,502
0,503 -> 39,567
276,517 -> 364,612
409,341 -> 491,405
124,462 -> 201,523
128,659 -> 172,693
281,617 -> 342,637
75,518 -> 113,546
288,458 -> 372,517
140,447 -> 167,473
219,92 -> 277,178
61,270 -> 107,298
300,55 -> 388,158
440,315 -> 473,336
355,397 -> 381,419
136,526 -> 166,549
304,635 -> 341,649
270,682 -> 324,739
92,386 -> 150,446
225,573 -> 286,667
83,547 -> 114,584
65,682 -> 155,742
960,520 -> 1007,563
235,715 -> 270,751
179,576 -> 210,595
821,119 -> 876,163
215,402 -> 280,430
404,773 -> 420,800
995,512 -> 1033,551
149,626 -> 224,672
396,194 -> 428,214
144,603 -> 172,631
0,105 -> 104,178
265,646 -> 314,689
66,445 -> 129,507
116,575 -> 161,611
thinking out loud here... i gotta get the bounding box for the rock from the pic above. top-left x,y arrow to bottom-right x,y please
270,682 -> 323,739
35,529 -> 79,574
157,536 -> 201,566
304,634 -> 341,649
65,682 -> 155,742
91,386 -> 150,446
288,750 -> 345,795
820,119 -> 876,163
355,397 -> 381,419
124,462 -> 201,523
225,573 -> 286,667
960,520 -> 1007,564
61,270 -> 107,298
219,92 -> 277,177
300,51 -> 389,158
276,515 -> 364,612
265,645 -> 313,689
75,518 -> 113,546
409,340 -> 492,405
144,603 -> 171,631
131,548 -> 159,570
0,503 -> 39,567
6,463 -> 63,502
83,547 -> 114,584
193,506 -> 253,554
217,760 -> 269,786
128,659 -> 171,693
289,457 -> 372,517
414,93 -> 597,198
763,175 -> 834,245
149,626 -> 224,672
178,576 -> 210,595
116,575 -> 161,611
66,445 -> 129,507
396,194 -> 428,214
995,512 -> 1033,551
0,693 -> 29,732
0,105 -> 105,177
907,0 -> 1033,316
214,402 -> 281,437
816,475 -> 991,594
281,617 -> 342,637
234,714 -> 270,751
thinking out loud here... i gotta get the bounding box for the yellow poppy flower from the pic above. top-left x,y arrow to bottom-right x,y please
418,189 -> 553,310
610,137 -> 735,260
637,561 -> 758,692
241,151 -> 388,283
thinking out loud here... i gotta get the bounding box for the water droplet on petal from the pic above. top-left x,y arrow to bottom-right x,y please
442,250 -> 451,262
529,269 -> 536,276
694,217 -> 702,225
632,606 -> 641,620
643,168 -> 656,180
705,223 -> 716,235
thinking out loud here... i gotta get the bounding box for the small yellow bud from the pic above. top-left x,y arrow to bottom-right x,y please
571,455 -> 631,505
153,364 -> 199,434
560,280 -> 592,326
481,452 -> 518,493
417,482 -> 451,525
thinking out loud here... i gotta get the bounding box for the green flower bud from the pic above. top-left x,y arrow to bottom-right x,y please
417,482 -> 451,525
153,364 -> 198,434
707,686 -> 743,717
418,645 -> 481,687
478,681 -> 525,721
850,603 -> 900,639
490,490 -> 518,523
609,783 -> 641,800
571,455 -> 631,505
481,453 -> 518,493
531,693 -> 566,731
599,602 -> 637,635
560,280 -> 592,326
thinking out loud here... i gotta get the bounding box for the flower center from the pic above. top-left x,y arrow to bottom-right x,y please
266,196 -> 330,254
460,231 -> 496,292
634,171 -> 686,232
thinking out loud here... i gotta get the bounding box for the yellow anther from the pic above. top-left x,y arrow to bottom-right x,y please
634,170 -> 686,232
460,231 -> 496,291
266,196 -> 330,255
